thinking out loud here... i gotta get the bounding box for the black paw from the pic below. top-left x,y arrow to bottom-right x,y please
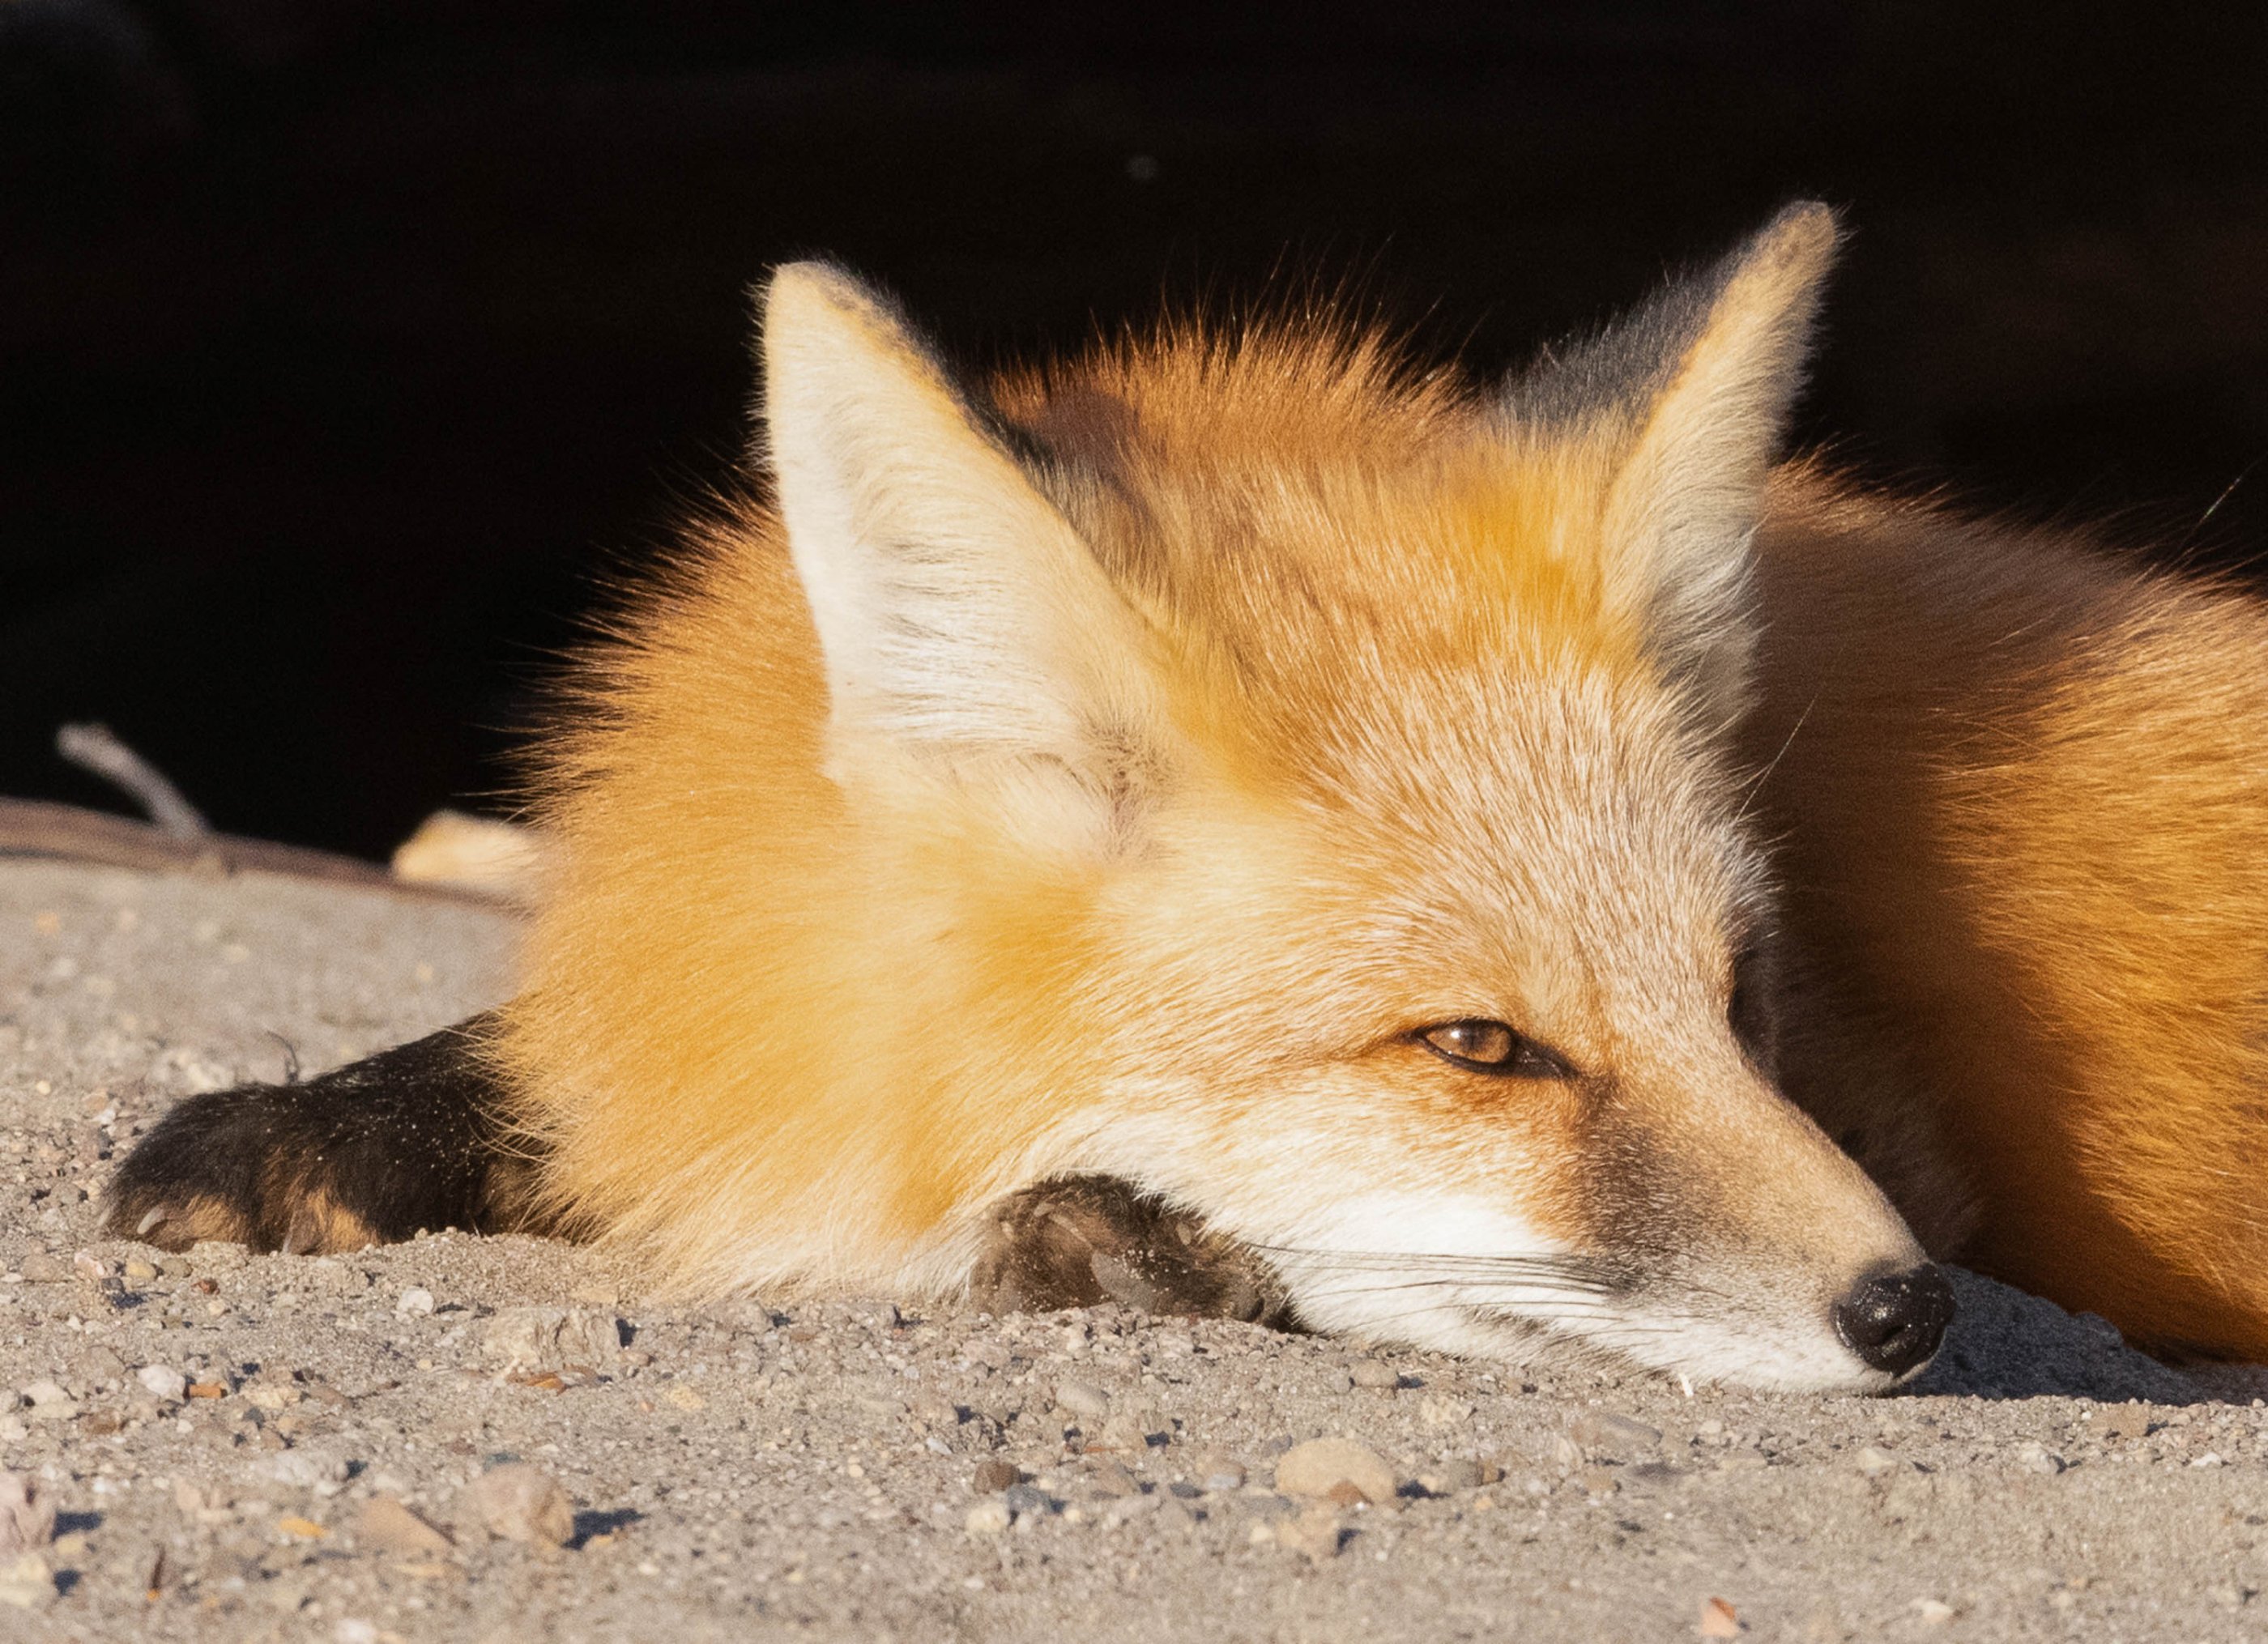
969,1176 -> 1299,1329
104,1014 -> 542,1254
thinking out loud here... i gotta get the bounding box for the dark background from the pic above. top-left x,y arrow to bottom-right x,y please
5,1 -> 2266,859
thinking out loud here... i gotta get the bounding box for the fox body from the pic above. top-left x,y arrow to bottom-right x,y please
1747,472 -> 2268,1359
107,203 -> 2268,1388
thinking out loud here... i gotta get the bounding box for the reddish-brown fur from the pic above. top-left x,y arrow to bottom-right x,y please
492,211 -> 1955,1396
1750,467 -> 2268,1358
127,203 -> 2262,1382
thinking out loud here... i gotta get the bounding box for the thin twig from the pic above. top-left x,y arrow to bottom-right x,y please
0,797 -> 517,909
54,722 -> 210,840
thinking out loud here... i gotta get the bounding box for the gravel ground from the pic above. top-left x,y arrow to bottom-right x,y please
2,858 -> 2266,1642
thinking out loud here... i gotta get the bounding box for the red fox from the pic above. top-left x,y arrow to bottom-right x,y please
104,202 -> 2268,1388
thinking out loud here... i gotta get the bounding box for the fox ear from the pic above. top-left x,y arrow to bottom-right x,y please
1509,202 -> 1840,712
760,262 -> 1163,844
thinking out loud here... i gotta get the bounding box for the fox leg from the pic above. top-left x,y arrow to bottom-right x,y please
969,1176 -> 1301,1330
104,1013 -> 552,1254
107,1025 -> 1292,1327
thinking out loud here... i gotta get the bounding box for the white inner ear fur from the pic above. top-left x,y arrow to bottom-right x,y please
1583,204 -> 1840,717
760,262 -> 1166,847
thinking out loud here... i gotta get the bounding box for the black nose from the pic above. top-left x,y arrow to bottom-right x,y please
1832,1263 -> 1955,1377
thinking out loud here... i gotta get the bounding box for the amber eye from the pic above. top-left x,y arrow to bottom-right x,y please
1415,1019 -> 1574,1079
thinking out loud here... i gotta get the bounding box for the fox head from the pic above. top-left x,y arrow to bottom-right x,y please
742,202 -> 1941,1392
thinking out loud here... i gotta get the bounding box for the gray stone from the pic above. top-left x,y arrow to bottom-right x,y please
1002,1482 -> 1057,1518
459,1463 -> 575,1547
1052,1380 -> 1111,1423
481,1305 -> 623,1372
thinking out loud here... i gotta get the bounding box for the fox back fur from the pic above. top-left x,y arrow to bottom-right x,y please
1749,470 -> 2268,1361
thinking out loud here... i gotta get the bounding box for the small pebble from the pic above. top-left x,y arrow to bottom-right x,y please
1271,1502 -> 1345,1560
1002,1482 -> 1056,1519
356,1494 -> 454,1557
964,1498 -> 1012,1535
2012,1441 -> 2065,1476
1053,1380 -> 1111,1423
1348,1359 -> 1398,1390
19,1383 -> 75,1423
2097,1405 -> 2151,1442
970,1459 -> 1021,1494
395,1288 -> 437,1318
1571,1412 -> 1661,1450
1415,1459 -> 1481,1495
0,1552 -> 53,1611
16,1254 -> 65,1285
1854,1445 -> 1902,1476
1273,1438 -> 1396,1506
481,1305 -> 622,1372
1085,1460 -> 1141,1497
262,1449 -> 349,1491
0,1476 -> 53,1556
1192,1454 -> 1247,1493
1913,1599 -> 1955,1625
460,1463 -> 575,1547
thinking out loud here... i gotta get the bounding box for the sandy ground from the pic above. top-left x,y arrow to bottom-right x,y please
2,858 -> 2266,1642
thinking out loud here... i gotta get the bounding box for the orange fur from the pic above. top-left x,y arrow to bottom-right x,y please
481,200 -> 2268,1383
1747,466 -> 2268,1358
493,207 -> 1956,1394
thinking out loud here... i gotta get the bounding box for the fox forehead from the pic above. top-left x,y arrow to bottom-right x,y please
1014,339 -> 1642,665
1004,346 -> 1747,858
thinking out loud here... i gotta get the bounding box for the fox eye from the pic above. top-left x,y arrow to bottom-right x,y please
1415,1020 -> 1574,1079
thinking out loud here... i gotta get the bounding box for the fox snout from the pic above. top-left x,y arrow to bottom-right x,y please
1833,1263 -> 1956,1377
1588,1080 -> 1954,1391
